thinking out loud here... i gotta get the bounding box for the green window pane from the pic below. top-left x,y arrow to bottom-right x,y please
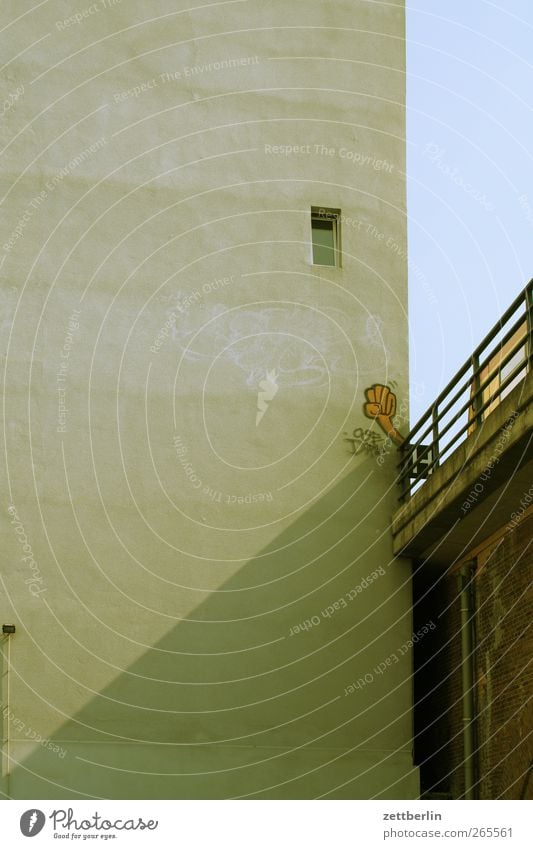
311,214 -> 338,266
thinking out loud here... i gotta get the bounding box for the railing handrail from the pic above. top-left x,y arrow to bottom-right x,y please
403,280 -> 533,447
398,279 -> 533,501
398,354 -> 528,492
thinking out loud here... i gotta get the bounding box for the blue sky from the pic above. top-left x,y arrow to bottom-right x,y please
406,0 -> 533,419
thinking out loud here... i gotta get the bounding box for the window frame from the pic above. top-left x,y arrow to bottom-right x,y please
311,206 -> 342,268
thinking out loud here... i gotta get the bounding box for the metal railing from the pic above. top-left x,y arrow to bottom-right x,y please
398,279 -> 533,502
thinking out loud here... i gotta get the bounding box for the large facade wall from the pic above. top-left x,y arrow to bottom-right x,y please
0,0 -> 415,798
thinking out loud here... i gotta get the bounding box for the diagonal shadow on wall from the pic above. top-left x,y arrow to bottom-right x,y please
4,458 -> 417,800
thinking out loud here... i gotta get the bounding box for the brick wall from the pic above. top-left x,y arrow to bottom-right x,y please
414,510 -> 532,799
474,510 -> 533,799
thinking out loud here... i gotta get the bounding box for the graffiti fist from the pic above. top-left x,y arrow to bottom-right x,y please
364,384 -> 397,420
363,384 -> 404,446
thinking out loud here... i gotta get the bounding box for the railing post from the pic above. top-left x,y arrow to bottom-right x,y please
399,443 -> 408,503
432,403 -> 439,470
471,353 -> 481,430
527,281 -> 533,371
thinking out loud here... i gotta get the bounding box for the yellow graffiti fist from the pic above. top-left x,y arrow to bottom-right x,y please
364,384 -> 404,446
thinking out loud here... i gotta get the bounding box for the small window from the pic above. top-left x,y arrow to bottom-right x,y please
311,207 -> 341,266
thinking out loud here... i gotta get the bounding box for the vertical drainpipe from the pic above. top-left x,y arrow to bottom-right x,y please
6,634 -> 11,796
1,635 -> 11,797
459,562 -> 476,799
1,628 -> 15,797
